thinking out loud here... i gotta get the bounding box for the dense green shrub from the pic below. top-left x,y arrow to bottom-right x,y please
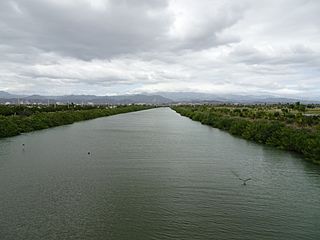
0,105 -> 152,138
172,106 -> 320,164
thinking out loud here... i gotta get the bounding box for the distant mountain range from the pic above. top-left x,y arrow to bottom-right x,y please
154,92 -> 320,104
0,91 -> 171,104
0,91 -> 319,104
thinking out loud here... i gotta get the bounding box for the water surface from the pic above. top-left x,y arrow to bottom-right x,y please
0,108 -> 319,239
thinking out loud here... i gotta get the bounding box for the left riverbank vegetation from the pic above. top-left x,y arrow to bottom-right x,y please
172,103 -> 320,164
0,104 -> 153,138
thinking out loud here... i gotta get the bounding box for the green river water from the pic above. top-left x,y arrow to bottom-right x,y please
0,108 -> 319,239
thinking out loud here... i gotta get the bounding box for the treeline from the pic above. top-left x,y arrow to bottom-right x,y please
0,105 -> 152,138
0,104 -> 99,116
197,103 -> 320,127
172,105 -> 320,164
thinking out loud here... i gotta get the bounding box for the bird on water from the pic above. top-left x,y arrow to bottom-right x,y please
231,170 -> 252,185
239,178 -> 252,185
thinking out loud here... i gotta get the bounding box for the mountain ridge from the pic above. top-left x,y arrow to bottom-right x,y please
0,91 -> 319,104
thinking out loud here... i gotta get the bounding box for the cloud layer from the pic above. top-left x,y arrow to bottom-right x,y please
0,0 -> 319,98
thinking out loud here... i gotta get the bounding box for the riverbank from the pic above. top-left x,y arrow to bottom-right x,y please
172,105 -> 320,164
0,105 -> 153,138
2,107 -> 319,240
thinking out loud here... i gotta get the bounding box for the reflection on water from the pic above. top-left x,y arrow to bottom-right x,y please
0,108 -> 319,240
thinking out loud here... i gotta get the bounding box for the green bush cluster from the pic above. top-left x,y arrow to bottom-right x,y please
189,104 -> 320,127
0,105 -> 151,138
172,106 -> 320,164
0,104 -> 101,116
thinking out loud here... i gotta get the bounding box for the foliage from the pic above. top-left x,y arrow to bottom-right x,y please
0,105 -> 152,138
172,105 -> 320,164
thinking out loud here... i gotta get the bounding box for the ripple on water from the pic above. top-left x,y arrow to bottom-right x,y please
0,108 -> 319,240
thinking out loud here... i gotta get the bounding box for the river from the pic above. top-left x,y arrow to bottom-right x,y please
0,108 -> 319,239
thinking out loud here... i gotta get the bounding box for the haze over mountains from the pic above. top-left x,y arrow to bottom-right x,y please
0,91 -> 318,105
0,91 -> 171,105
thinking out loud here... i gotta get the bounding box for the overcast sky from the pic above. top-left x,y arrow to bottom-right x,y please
0,0 -> 319,98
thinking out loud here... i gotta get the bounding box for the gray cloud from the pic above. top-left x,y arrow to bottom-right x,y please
0,0 -> 319,98
0,0 -> 173,59
0,0 -> 246,59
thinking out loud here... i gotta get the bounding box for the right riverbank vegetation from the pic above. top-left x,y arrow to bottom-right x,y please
172,103 -> 320,164
0,104 -> 152,138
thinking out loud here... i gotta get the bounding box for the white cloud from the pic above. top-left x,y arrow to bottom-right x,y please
0,0 -> 319,98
